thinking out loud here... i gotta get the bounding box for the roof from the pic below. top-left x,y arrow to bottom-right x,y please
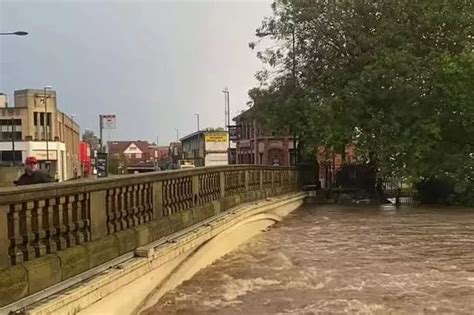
107,140 -> 151,155
14,89 -> 57,96
233,106 -> 255,122
180,130 -> 228,142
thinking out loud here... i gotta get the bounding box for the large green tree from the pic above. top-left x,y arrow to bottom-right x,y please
250,0 -> 473,204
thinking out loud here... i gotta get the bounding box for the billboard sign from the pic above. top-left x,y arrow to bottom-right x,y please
101,114 -> 116,129
204,133 -> 228,143
228,125 -> 238,141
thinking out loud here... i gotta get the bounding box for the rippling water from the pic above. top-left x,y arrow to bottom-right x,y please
143,205 -> 474,314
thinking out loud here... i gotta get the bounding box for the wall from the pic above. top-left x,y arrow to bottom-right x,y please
0,165 -> 299,307
0,166 -> 23,187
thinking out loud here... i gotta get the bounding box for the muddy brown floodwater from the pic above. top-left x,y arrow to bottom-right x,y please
143,205 -> 474,314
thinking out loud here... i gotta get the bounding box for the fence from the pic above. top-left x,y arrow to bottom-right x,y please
0,165 -> 299,306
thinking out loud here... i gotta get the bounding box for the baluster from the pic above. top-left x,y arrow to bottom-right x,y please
136,184 -> 143,224
21,202 -> 36,260
171,179 -> 177,213
125,186 -> 132,228
45,198 -> 57,254
143,183 -> 151,222
33,200 -> 47,258
106,189 -> 114,234
119,187 -> 127,230
82,193 -> 91,242
53,197 -> 67,251
164,180 -> 170,216
73,194 -> 85,244
65,195 -> 77,247
114,188 -> 122,232
9,204 -> 24,264
186,177 -> 192,209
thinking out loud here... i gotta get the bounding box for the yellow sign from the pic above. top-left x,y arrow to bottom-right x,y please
205,133 -> 228,143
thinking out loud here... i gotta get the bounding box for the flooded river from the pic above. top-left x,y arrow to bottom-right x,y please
143,205 -> 474,314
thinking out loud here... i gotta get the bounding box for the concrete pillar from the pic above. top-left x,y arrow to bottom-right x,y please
89,190 -> 107,241
152,181 -> 163,219
0,205 -> 10,269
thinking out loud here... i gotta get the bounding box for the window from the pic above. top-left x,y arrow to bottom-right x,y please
136,153 -> 142,159
0,119 -> 22,141
0,151 -> 22,166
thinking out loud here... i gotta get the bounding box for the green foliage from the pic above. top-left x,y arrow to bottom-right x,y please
108,154 -> 128,175
250,0 -> 474,205
82,130 -> 100,151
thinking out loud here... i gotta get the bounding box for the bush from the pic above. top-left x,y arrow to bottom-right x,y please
416,178 -> 455,205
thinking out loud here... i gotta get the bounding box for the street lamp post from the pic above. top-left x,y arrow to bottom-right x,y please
11,118 -> 16,166
43,86 -> 52,164
222,88 -> 230,130
71,114 -> 78,178
194,113 -> 200,131
0,31 -> 28,36
222,88 -> 231,163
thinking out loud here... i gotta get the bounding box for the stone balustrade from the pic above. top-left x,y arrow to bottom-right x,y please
0,165 -> 299,307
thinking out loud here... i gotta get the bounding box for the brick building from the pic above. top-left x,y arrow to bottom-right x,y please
233,108 -> 295,166
107,140 -> 156,173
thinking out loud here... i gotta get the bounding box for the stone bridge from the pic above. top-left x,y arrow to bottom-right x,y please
0,165 -> 303,314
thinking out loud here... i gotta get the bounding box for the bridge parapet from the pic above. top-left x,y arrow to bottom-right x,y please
0,165 -> 298,307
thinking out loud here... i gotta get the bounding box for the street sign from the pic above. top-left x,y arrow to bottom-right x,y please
228,125 -> 238,141
101,115 -> 116,129
205,133 -> 228,143
96,152 -> 108,178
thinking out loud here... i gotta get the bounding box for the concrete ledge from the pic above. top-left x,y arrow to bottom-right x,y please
57,246 -> 89,280
0,188 -> 301,311
114,229 -> 137,255
168,212 -> 195,234
148,220 -> 170,241
21,192 -> 304,315
83,235 -> 119,268
0,265 -> 28,306
24,255 -> 61,295
133,225 -> 153,248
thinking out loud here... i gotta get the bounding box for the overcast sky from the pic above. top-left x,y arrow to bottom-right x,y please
0,0 -> 271,144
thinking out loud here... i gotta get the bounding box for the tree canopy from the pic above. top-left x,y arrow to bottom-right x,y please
250,0 -> 473,204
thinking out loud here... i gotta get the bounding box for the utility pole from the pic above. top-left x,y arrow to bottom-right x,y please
11,118 -> 15,166
223,88 -> 230,130
194,113 -> 200,131
175,128 -> 179,143
44,87 -> 49,161
99,115 -> 103,152
223,88 -> 231,163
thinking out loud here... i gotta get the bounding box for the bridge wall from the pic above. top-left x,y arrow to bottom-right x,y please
0,165 -> 299,307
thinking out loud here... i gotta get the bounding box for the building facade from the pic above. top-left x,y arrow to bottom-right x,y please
233,108 -> 295,166
180,131 -> 229,167
107,140 -> 157,173
0,89 -> 80,181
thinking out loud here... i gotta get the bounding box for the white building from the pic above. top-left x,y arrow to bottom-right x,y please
0,89 -> 80,181
180,130 -> 229,167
